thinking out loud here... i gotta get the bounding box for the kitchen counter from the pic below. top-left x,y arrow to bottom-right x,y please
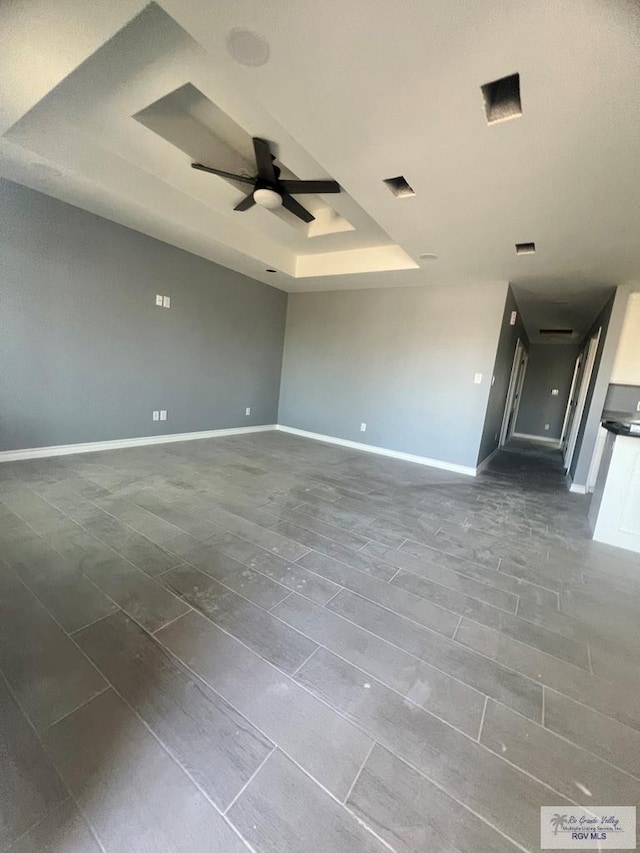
589,421 -> 640,554
601,417 -> 640,438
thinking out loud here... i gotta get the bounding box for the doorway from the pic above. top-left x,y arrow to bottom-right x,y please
562,327 -> 602,472
499,339 -> 528,447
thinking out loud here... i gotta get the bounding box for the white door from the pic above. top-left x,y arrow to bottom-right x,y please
560,354 -> 582,449
563,328 -> 602,472
499,340 -> 528,446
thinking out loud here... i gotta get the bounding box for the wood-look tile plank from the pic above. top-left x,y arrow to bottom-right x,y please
157,610 -> 372,800
297,551 -> 460,637
0,677 -> 67,850
228,750 -> 387,853
327,589 -> 543,721
348,744 -> 522,853
272,593 -> 484,736
76,610 -> 273,809
204,532 -> 342,605
6,799 -> 101,853
41,689 -> 248,852
162,564 -> 316,674
295,647 -> 568,851
0,565 -> 106,730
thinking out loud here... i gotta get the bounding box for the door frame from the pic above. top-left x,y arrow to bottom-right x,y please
563,327 -> 602,472
560,353 -> 582,448
499,339 -> 528,447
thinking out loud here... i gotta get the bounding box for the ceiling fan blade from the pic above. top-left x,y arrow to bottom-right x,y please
281,193 -> 315,223
191,163 -> 255,186
253,138 -> 277,184
234,193 -> 256,212
279,180 -> 341,194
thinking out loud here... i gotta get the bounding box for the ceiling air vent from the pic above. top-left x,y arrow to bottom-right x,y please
515,242 -> 536,254
481,73 -> 522,124
383,176 -> 415,198
539,329 -> 574,336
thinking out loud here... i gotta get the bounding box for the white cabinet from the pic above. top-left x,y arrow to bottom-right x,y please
593,434 -> 640,554
611,293 -> 640,385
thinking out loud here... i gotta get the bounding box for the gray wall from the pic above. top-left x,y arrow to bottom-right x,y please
0,180 -> 287,452
477,286 -> 528,464
515,344 -> 579,439
571,287 -> 629,485
278,282 -> 508,470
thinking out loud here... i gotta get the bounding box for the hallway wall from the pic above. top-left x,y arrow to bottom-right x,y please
477,286 -> 528,464
279,282 -> 509,471
515,344 -> 579,440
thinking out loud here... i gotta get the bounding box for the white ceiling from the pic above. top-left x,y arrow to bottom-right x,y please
1,0 -> 639,341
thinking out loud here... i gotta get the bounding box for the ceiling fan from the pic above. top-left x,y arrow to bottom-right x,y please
191,137 -> 340,223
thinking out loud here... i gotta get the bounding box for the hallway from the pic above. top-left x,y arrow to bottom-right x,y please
1,431 -> 639,852
486,437 -> 573,491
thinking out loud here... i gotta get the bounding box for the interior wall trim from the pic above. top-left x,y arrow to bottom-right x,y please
0,425 -> 277,463
475,446 -> 500,474
0,423 -> 480,476
275,425 -> 478,476
511,432 -> 562,447
569,482 -> 588,494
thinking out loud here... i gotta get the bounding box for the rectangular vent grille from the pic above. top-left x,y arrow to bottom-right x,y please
383,176 -> 415,198
482,73 -> 522,124
515,242 -> 536,254
539,329 -> 574,336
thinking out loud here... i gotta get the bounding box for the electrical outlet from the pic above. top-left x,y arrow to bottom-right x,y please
159,410 -> 167,421
544,424 -> 550,430
551,389 -> 559,396
245,407 -> 251,416
360,423 -> 367,432
152,411 -> 160,421
474,373 -> 483,384
163,296 -> 171,308
155,295 -> 163,307
510,311 -> 517,326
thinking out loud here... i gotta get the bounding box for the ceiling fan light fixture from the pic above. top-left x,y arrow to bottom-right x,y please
253,188 -> 282,209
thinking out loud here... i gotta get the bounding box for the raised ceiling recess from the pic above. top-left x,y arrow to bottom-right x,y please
1,4 -> 416,283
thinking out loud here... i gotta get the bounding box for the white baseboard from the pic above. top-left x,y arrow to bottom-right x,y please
275,425 -> 477,477
511,432 -> 561,447
0,425 -> 277,463
569,483 -> 588,494
475,446 -> 500,473
0,422 -> 479,478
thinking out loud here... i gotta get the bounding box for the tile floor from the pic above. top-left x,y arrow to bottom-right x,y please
1,432 -> 639,852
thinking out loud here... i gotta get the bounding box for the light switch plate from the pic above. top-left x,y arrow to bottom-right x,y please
510,311 -> 517,326
155,295 -> 163,306
551,389 -> 559,396
159,410 -> 167,421
245,407 -> 251,416
152,411 -> 160,421
360,423 -> 367,432
162,296 -> 171,308
474,373 -> 483,384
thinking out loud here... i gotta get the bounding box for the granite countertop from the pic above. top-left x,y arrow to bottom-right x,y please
601,414 -> 640,438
